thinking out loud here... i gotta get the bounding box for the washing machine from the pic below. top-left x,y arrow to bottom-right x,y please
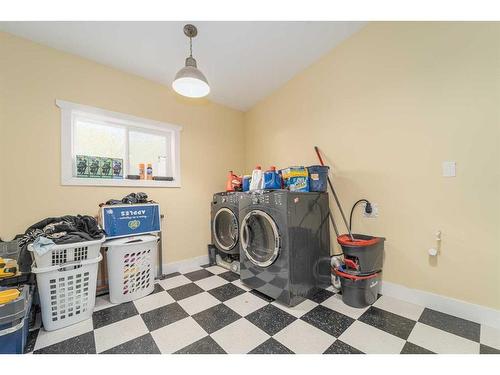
211,192 -> 243,256
239,190 -> 331,306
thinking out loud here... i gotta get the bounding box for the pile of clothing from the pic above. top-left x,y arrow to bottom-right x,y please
18,215 -> 104,270
100,192 -> 153,206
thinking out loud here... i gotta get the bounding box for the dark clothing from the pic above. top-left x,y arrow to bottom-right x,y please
101,192 -> 152,206
18,215 -> 104,272
20,215 -> 104,246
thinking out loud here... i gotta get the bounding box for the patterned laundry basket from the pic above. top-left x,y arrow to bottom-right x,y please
104,235 -> 158,304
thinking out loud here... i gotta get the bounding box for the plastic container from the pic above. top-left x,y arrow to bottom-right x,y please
249,165 -> 263,191
139,163 -> 145,179
226,171 -> 242,192
337,234 -> 385,275
146,163 -> 153,180
1,239 -> 36,286
0,239 -> 20,261
33,254 -> 102,331
0,285 -> 33,354
0,238 -> 22,279
28,238 -> 105,269
281,166 -> 309,192
263,166 -> 281,190
242,175 -> 251,192
307,165 -> 329,192
334,267 -> 381,308
105,235 -> 158,304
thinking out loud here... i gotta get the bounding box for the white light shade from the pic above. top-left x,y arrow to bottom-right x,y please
172,65 -> 210,98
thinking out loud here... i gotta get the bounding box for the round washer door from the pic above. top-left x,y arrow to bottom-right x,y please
213,207 -> 239,252
240,210 -> 280,267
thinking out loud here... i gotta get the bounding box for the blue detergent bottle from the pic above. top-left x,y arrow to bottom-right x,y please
263,166 -> 281,190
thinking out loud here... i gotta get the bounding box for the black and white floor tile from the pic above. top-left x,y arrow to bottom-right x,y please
26,264 -> 500,354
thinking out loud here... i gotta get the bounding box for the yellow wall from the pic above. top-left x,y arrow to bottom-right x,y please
1,22 -> 499,309
244,22 -> 500,309
0,32 -> 245,263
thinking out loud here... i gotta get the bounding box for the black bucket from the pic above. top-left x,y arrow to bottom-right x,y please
337,234 -> 385,275
335,267 -> 381,308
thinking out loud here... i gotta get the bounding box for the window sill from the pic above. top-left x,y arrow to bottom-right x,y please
61,177 -> 181,188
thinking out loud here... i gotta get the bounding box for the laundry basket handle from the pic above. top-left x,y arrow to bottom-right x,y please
124,239 -> 144,244
32,253 -> 103,274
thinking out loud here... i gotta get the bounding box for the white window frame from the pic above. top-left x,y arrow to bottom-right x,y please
57,99 -> 182,188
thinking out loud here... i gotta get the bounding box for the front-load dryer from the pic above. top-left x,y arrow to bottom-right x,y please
211,192 -> 243,255
239,190 -> 331,306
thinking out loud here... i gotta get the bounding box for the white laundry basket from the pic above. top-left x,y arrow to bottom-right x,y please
33,254 -> 102,331
105,235 -> 158,304
28,238 -> 105,268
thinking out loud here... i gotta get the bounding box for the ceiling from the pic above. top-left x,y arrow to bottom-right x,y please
0,21 -> 366,111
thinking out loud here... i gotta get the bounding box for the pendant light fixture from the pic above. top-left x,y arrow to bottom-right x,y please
172,24 -> 210,98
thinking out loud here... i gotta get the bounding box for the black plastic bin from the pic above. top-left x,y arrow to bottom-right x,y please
337,234 -> 385,275
0,285 -> 33,354
334,266 -> 381,308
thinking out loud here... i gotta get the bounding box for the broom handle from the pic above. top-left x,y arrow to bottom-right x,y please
313,147 -> 339,236
329,205 -> 340,238
314,146 -> 354,241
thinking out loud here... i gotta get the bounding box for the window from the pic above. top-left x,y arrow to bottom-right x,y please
57,100 -> 181,187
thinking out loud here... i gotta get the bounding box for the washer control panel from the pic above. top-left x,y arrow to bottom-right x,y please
249,191 -> 284,206
214,192 -> 242,205
274,192 -> 284,206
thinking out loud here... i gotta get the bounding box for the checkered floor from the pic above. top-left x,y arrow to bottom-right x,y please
25,264 -> 500,354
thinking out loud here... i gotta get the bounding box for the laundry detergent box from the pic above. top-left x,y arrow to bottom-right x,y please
88,156 -> 102,178
99,203 -> 161,239
112,158 -> 123,179
100,158 -> 114,179
281,166 -> 310,192
75,155 -> 90,178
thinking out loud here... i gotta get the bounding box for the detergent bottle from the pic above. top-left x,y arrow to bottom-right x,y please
226,171 -> 242,192
263,166 -> 281,190
242,175 -> 252,192
249,165 -> 263,190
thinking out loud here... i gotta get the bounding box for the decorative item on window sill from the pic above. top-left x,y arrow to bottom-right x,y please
76,155 -> 123,179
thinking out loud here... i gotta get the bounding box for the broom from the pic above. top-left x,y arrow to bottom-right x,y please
314,146 -> 355,241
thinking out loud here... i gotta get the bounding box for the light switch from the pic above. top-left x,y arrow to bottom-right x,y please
442,161 -> 456,177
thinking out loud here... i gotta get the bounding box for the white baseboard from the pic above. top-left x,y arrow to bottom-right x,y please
159,254 -> 500,329
162,255 -> 209,275
381,281 -> 500,329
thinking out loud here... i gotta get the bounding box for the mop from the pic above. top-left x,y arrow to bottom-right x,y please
315,146 -> 385,285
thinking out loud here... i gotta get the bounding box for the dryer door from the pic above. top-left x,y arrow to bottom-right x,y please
240,210 -> 280,267
213,207 -> 239,252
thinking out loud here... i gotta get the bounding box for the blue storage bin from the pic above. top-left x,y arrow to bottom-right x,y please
307,165 -> 329,192
0,285 -> 32,354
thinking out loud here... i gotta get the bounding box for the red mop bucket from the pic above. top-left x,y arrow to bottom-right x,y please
337,234 -> 385,275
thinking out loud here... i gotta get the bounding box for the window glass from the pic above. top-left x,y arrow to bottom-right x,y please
128,130 -> 171,176
74,118 -> 126,159
59,99 -> 181,186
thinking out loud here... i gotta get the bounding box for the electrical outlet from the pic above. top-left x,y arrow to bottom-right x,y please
363,202 -> 378,218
